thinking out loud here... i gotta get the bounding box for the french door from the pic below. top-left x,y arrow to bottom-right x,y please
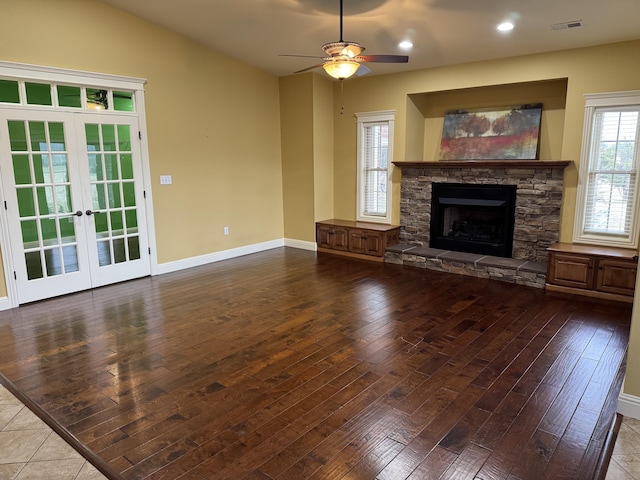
0,109 -> 150,304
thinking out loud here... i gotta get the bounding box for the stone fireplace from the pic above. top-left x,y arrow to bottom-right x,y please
387,160 -> 571,287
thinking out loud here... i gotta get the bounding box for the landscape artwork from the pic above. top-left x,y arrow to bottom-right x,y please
439,104 -> 543,160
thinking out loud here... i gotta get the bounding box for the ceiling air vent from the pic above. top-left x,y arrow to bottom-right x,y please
551,20 -> 583,30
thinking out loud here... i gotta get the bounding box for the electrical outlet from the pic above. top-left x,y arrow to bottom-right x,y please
160,175 -> 172,185
224,226 -> 229,235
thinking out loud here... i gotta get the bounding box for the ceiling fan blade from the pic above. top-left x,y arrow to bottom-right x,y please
294,62 -> 326,74
279,54 -> 325,59
356,64 -> 371,76
357,55 -> 409,63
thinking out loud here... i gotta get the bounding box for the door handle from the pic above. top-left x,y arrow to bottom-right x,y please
85,209 -> 99,216
59,210 -> 83,218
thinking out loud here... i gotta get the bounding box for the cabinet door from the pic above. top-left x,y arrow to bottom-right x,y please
548,252 -> 594,289
595,258 -> 637,296
348,229 -> 366,254
332,228 -> 348,250
363,232 -> 384,256
316,225 -> 332,249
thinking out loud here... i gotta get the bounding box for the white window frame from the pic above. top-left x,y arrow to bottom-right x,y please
356,110 -> 394,224
573,91 -> 640,249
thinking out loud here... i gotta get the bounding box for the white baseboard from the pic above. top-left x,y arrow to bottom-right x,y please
618,392 -> 640,420
284,238 -> 317,251
155,239 -> 285,275
0,296 -> 13,311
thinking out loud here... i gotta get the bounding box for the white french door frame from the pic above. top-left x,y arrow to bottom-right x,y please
0,61 -> 158,308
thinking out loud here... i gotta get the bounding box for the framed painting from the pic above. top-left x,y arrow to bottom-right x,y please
439,104 -> 542,160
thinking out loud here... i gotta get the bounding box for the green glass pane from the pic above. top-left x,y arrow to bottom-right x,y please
25,82 -> 52,106
88,154 -> 103,181
107,183 -> 121,208
104,154 -> 119,180
59,217 -> 76,243
20,219 -> 38,246
121,154 -> 133,179
0,79 -> 20,103
8,121 -> 27,151
17,188 -> 35,217
97,240 -> 111,266
41,218 -> 58,246
62,245 -> 79,273
48,123 -> 65,152
113,238 -> 126,263
91,183 -> 107,210
12,155 -> 31,184
29,122 -> 47,152
44,248 -> 62,276
25,252 -> 43,280
36,186 -> 54,215
122,182 -> 136,207
117,125 -> 131,151
57,85 -> 81,108
34,155 -> 50,184
102,125 -> 116,151
110,210 -> 123,233
85,124 -> 100,152
128,236 -> 140,260
55,186 -> 72,213
87,88 -> 108,110
125,210 -> 138,233
94,212 -> 109,239
113,91 -> 133,112
51,155 -> 68,183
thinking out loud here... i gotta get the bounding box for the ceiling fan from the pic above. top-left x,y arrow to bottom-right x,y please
281,0 -> 409,80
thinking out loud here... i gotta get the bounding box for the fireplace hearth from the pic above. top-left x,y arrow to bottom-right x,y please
430,183 -> 517,257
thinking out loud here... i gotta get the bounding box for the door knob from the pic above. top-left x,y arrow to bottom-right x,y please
85,209 -> 94,216
74,210 -> 83,216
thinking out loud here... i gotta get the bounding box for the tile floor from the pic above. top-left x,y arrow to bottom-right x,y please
606,416 -> 640,480
0,385 -> 107,480
0,380 -> 639,480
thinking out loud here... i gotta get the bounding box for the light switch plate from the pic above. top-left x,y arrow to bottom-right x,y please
160,175 -> 172,185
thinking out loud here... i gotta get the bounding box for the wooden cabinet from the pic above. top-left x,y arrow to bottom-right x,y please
316,219 -> 400,261
546,242 -> 638,302
316,224 -> 348,251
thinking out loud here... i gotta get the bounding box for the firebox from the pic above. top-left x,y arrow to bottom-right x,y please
430,183 -> 517,258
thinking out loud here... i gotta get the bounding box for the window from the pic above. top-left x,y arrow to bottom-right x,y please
574,91 -> 640,248
356,111 -> 394,223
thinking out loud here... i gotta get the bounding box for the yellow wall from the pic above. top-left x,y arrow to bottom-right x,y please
0,0 -> 284,268
331,40 -> 640,237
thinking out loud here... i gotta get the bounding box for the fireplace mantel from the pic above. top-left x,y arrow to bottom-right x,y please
393,160 -> 572,169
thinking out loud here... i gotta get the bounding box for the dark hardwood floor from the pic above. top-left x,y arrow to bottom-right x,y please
0,247 -> 631,479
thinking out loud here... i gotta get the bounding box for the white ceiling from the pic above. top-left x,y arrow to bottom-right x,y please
98,0 -> 640,78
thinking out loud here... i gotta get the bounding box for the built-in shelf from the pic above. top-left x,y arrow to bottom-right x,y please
393,160 -> 572,169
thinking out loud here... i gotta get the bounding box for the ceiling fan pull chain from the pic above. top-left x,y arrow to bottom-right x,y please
340,79 -> 345,115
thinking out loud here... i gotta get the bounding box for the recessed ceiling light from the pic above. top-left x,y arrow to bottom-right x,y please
497,22 -> 514,32
399,40 -> 413,49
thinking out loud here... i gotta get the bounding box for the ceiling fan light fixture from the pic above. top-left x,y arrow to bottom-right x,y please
323,58 -> 360,79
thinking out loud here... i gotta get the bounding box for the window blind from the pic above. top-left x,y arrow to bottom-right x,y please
362,122 -> 388,217
583,109 -> 640,237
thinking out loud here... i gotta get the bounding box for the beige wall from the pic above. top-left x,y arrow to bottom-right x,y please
280,73 -> 334,242
331,40 -> 640,235
0,0 -> 284,269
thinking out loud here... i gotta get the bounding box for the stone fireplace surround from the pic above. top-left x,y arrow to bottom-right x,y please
386,160 -> 571,288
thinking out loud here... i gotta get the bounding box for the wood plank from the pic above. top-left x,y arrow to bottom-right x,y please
0,248 -> 630,480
